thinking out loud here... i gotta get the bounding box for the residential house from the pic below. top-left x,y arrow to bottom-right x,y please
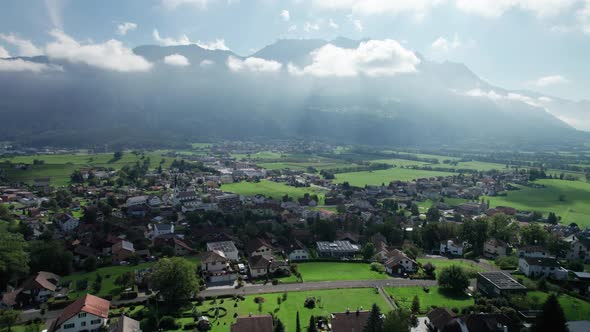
126,196 -> 147,207
109,316 -> 141,332
316,241 -> 360,258
245,238 -> 274,257
230,315 -> 273,332
248,255 -> 288,278
150,223 -> 174,239
476,272 -> 527,298
518,257 -> 568,280
439,313 -> 518,332
206,241 -> 239,261
201,250 -> 237,285
16,271 -> 61,305
112,241 -> 135,263
55,213 -> 79,233
426,308 -> 456,332
330,310 -> 370,332
483,239 -> 509,259
384,249 -> 417,275
516,246 -> 549,259
440,239 -> 466,256
155,235 -> 194,256
564,235 -> 590,263
48,294 -> 110,332
285,240 -> 309,261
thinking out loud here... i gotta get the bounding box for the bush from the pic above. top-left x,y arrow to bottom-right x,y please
254,297 -> 265,304
370,262 -> 385,273
495,256 -> 518,270
183,322 -> 197,330
438,266 -> 469,293
272,279 -> 279,285
159,316 -> 178,330
304,297 -> 316,309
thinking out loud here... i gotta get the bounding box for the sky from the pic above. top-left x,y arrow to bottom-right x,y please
0,0 -> 589,101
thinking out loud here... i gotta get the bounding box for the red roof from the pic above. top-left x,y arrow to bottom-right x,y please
50,294 -> 110,332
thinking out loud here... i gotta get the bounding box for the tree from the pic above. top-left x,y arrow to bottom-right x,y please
113,151 -> 123,160
546,234 -> 570,259
0,232 -> 29,289
547,212 -> 558,225
296,311 -> 301,332
426,207 -> 441,222
532,294 -> 568,332
307,316 -> 317,332
28,240 -> 73,276
382,309 -> 411,332
274,318 -> 285,332
411,296 -> 420,314
362,242 -> 376,260
115,271 -> 135,289
363,303 -> 383,332
82,256 -> 97,272
410,204 -> 419,216
0,310 -> 19,332
521,224 -> 547,246
461,218 -> 488,255
70,170 -> 84,183
438,266 -> 469,293
150,257 -> 199,304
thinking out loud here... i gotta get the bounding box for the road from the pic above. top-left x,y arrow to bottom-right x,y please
201,278 -> 438,297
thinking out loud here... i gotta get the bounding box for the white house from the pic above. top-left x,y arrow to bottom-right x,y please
440,239 -> 466,256
19,271 -> 60,303
516,245 -> 549,259
248,255 -> 288,278
201,250 -> 229,273
150,224 -> 174,239
206,241 -> 239,261
483,238 -> 508,259
126,196 -> 148,207
49,294 -> 110,332
246,238 -> 274,257
564,235 -> 590,263
147,195 -> 162,208
518,257 -> 568,280
286,240 -> 309,261
55,214 -> 79,233
384,249 -> 417,275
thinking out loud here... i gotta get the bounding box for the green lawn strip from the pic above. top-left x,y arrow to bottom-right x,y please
258,161 -> 354,171
527,291 -> 590,321
0,323 -> 45,332
296,262 -> 388,282
62,257 -> 200,299
183,288 -> 390,332
416,258 -> 485,277
386,286 -> 474,314
221,180 -> 327,203
486,179 -> 590,228
333,168 -> 455,187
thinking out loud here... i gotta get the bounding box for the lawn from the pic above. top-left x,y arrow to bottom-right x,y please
386,286 -> 474,314
0,151 -> 176,186
62,257 -> 199,299
0,323 -> 45,332
189,288 -> 390,332
527,291 -> 590,321
486,179 -> 590,227
221,180 -> 327,203
258,161 -> 354,171
416,258 -> 485,277
296,262 -> 389,282
333,168 -> 454,187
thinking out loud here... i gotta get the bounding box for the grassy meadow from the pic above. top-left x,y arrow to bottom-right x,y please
386,286 -> 474,314
221,180 -> 327,203
296,262 -> 389,282
527,291 -> 590,321
333,168 -> 455,187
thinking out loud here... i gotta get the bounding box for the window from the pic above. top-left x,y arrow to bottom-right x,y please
91,319 -> 102,325
78,313 -> 87,318
64,324 -> 75,329
81,322 -> 86,327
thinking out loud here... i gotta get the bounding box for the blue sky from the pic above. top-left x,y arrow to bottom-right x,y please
1,0 -> 589,101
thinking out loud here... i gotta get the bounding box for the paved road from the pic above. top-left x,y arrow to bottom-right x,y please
201,278 -> 438,297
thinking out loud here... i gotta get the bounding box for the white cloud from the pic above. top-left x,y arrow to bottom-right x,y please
0,33 -> 43,56
280,9 -> 291,21
532,75 -> 569,87
455,0 -> 578,18
0,46 -> 9,58
46,30 -> 152,72
431,34 -> 462,52
578,1 -> 590,34
163,54 -> 190,66
329,19 -> 339,29
200,59 -> 215,67
44,0 -> 66,30
0,58 -> 61,73
288,39 -> 420,78
161,0 -> 210,9
153,30 -> 229,50
463,88 -> 542,107
352,19 -> 363,31
304,22 -> 320,32
153,29 -> 192,46
538,96 -> 553,102
288,25 -> 297,32
227,56 -> 282,73
116,22 -> 138,36
196,39 -> 230,51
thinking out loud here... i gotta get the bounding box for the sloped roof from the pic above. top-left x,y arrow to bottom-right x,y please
21,271 -> 60,292
109,315 -> 140,332
50,294 -> 110,332
245,238 -> 273,255
331,311 -> 370,332
201,250 -> 227,264
230,315 -> 273,332
427,308 -> 456,330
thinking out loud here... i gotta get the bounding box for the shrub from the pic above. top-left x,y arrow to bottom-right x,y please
272,279 -> 279,285
159,316 -> 178,330
183,322 -> 197,330
304,297 -> 316,309
254,297 -> 265,304
370,262 -> 385,273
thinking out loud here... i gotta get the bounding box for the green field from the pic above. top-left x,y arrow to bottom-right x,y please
0,151 -> 176,186
62,257 -> 199,299
333,168 -> 454,187
386,286 -> 474,314
528,291 -> 590,321
258,161 -> 353,171
221,180 -> 327,202
416,258 -> 486,276
296,262 -> 389,282
191,288 -> 390,332
487,179 -> 590,227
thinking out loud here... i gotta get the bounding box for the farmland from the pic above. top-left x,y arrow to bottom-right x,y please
487,179 -> 590,227
221,180 -> 327,202
333,168 -> 455,187
296,262 -> 389,282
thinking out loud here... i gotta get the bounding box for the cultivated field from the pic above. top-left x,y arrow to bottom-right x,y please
296,262 -> 389,282
333,168 -> 455,187
221,180 -> 327,202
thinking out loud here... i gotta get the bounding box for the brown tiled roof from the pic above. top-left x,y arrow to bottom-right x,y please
245,238 -> 273,256
384,249 -> 415,268
331,310 -> 370,332
50,294 -> 110,332
427,308 -> 456,330
201,250 -> 227,264
21,271 -> 60,292
230,315 -> 273,332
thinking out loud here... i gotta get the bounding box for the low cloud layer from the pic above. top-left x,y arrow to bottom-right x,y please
0,33 -> 43,56
227,56 -> 282,73
163,53 -> 190,66
0,58 -> 61,73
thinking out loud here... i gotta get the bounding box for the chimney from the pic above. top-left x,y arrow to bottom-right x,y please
503,325 -> 508,332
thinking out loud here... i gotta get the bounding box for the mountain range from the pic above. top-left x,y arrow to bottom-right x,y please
0,37 -> 588,150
